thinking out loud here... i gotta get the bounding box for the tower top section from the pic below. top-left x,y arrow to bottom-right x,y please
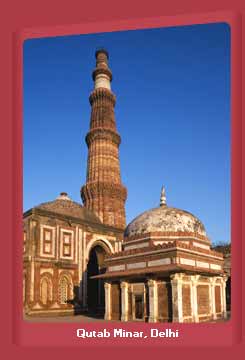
92,48 -> 112,90
95,48 -> 109,59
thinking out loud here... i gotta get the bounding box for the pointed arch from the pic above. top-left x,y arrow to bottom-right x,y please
86,238 -> 114,262
86,240 -> 113,314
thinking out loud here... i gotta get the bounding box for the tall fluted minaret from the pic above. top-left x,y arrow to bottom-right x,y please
81,49 -> 127,230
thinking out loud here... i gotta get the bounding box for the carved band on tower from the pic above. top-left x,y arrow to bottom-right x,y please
81,49 -> 127,230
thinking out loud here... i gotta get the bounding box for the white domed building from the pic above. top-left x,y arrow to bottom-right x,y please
95,187 -> 227,323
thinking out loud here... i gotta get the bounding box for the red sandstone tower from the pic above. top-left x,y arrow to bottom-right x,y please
81,49 -> 127,230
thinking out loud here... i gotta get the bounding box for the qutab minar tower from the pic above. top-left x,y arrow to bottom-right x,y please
81,49 -> 127,230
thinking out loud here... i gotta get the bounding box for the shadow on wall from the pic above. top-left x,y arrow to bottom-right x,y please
67,244 -> 108,318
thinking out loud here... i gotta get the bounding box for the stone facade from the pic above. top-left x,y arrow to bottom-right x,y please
102,274 -> 227,323
23,194 -> 123,316
101,270 -> 227,323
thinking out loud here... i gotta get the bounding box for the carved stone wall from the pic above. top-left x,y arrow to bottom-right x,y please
182,284 -> 191,317
157,282 -> 170,322
23,209 -> 121,317
197,285 -> 209,316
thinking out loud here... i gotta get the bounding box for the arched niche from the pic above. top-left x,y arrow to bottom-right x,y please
40,274 -> 53,305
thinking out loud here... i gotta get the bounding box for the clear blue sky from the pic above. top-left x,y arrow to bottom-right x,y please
23,22 -> 230,245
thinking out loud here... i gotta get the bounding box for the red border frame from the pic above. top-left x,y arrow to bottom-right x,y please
1,0 -> 243,358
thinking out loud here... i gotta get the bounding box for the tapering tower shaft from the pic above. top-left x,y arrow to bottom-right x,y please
81,49 -> 127,230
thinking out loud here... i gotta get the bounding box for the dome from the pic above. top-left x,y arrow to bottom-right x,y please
35,192 -> 102,224
125,187 -> 206,239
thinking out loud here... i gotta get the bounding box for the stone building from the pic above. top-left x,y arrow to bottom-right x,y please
95,188 -> 227,322
23,49 -> 227,322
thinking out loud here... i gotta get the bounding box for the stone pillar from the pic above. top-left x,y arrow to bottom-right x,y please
78,228 -> 83,304
209,277 -> 217,320
190,275 -> 199,323
120,281 -> 129,321
148,279 -> 158,322
143,284 -> 147,321
104,282 -> 112,320
221,276 -> 227,319
30,260 -> 35,302
170,273 -> 183,323
29,218 -> 37,304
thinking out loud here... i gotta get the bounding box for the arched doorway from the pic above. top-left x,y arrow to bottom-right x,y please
87,244 -> 109,316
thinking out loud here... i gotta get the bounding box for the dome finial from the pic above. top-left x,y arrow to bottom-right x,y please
160,186 -> 166,206
56,192 -> 72,201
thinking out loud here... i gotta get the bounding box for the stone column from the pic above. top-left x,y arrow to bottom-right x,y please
120,281 -> 129,321
208,279 -> 213,319
104,282 -> 112,320
30,260 -> 35,303
78,228 -> 83,304
29,218 -> 37,304
170,273 -> 183,323
148,279 -> 158,322
143,284 -> 147,321
190,275 -> 199,323
209,277 -> 217,320
221,276 -> 227,319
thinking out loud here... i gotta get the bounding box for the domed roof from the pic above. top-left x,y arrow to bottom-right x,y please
35,192 -> 101,224
125,187 -> 206,238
